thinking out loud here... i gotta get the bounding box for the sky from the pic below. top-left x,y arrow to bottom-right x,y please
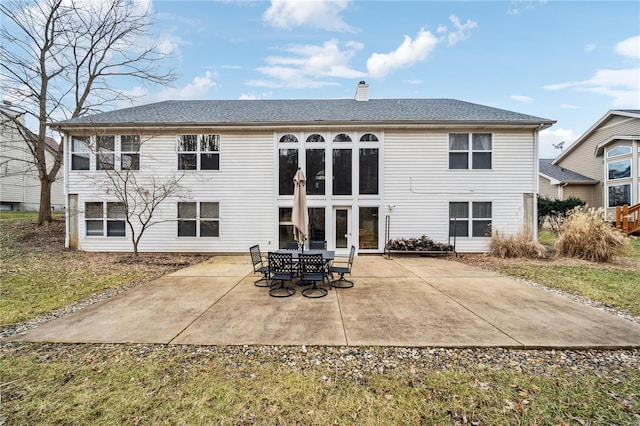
6,0 -> 640,158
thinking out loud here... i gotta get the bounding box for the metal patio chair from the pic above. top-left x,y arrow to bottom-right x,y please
299,253 -> 330,298
268,251 -> 295,298
329,245 -> 355,288
249,244 -> 270,287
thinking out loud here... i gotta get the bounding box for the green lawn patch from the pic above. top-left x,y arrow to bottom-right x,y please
497,264 -> 640,317
0,215 -> 207,326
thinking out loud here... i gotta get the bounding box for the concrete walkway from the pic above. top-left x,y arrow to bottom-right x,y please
14,255 -> 640,348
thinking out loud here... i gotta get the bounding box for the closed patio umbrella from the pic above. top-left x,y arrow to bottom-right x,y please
292,168 -> 309,248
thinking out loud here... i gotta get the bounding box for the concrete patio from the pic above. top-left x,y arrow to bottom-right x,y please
13,255 -> 640,348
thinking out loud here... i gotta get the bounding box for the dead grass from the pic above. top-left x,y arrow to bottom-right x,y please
555,207 -> 630,262
490,231 -> 545,258
1,344 -> 638,425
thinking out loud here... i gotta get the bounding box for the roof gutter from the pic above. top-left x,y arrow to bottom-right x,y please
49,120 -> 556,133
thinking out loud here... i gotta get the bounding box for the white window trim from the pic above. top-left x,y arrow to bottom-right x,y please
71,135 -> 141,171
177,134 -> 221,171
84,201 -> 126,238
120,134 -> 141,171
177,201 -> 220,238
448,133 -> 493,170
449,201 -> 493,238
70,136 -> 91,171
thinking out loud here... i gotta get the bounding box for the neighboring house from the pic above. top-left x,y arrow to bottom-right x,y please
0,107 -> 64,211
549,110 -> 640,220
538,158 -> 599,205
50,82 -> 554,254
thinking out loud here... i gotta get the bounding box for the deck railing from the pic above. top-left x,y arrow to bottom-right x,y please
615,203 -> 640,234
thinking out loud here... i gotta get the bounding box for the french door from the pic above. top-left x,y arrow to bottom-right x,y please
333,207 -> 351,255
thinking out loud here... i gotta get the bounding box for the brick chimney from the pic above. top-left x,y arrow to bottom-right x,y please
354,80 -> 369,102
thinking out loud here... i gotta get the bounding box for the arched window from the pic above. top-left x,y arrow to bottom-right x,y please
333,133 -> 352,142
306,134 -> 325,143
360,133 -> 379,142
279,134 -> 298,143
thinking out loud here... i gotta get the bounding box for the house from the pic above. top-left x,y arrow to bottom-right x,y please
50,82 -> 554,254
0,106 -> 64,211
538,158 -> 599,205
547,110 -> 640,220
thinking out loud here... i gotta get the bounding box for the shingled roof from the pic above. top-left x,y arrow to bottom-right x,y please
539,159 -> 598,183
51,98 -> 554,128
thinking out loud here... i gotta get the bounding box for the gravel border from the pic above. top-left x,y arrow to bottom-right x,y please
2,343 -> 639,381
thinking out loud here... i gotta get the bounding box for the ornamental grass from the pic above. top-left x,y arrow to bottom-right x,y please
490,231 -> 545,259
555,207 -> 630,262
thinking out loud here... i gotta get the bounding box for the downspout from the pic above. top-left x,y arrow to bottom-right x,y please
533,124 -> 544,240
63,132 -> 70,248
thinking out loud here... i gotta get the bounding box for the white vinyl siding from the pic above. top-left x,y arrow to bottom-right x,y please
0,111 -> 64,211
67,126 -> 537,254
69,131 -> 275,253
384,129 -> 535,252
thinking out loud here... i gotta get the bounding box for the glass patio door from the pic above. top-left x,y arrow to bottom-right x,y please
333,207 -> 351,254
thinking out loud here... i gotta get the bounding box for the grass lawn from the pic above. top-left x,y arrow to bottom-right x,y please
0,212 -> 208,325
1,213 -> 639,424
2,344 -> 639,425
485,231 -> 640,317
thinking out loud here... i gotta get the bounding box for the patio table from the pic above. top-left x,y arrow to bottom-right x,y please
275,249 -> 335,261
274,249 -> 335,287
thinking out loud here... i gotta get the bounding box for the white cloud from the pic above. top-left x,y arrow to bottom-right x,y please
128,71 -> 217,103
544,68 -> 640,106
404,79 -> 423,85
444,15 -> 478,46
263,0 -> 353,32
615,35 -> 640,58
539,128 -> 576,159
366,28 -> 439,78
584,43 -> 597,53
544,35 -> 640,108
238,91 -> 273,100
507,0 -> 547,16
249,39 -> 365,89
510,95 -> 533,103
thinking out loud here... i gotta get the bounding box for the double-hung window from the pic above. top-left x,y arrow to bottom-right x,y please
449,133 -> 492,170
97,136 -> 115,170
449,201 -> 492,237
85,201 -> 126,237
121,135 -> 140,170
177,134 -> 220,170
71,136 -> 90,170
177,202 -> 220,237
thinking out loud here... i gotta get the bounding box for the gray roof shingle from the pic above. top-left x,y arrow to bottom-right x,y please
53,98 -> 554,127
539,159 -> 598,183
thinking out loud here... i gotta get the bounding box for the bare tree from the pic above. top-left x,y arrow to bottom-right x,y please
0,0 -> 176,225
82,131 -> 188,256
102,165 -> 186,257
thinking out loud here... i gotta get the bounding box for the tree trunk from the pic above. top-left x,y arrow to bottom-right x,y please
38,178 -> 53,225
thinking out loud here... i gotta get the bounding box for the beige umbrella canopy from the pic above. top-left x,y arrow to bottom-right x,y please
292,168 -> 309,247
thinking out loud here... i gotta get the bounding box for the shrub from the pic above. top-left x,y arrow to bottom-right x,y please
555,206 -> 630,262
538,195 -> 585,232
490,231 -> 545,258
